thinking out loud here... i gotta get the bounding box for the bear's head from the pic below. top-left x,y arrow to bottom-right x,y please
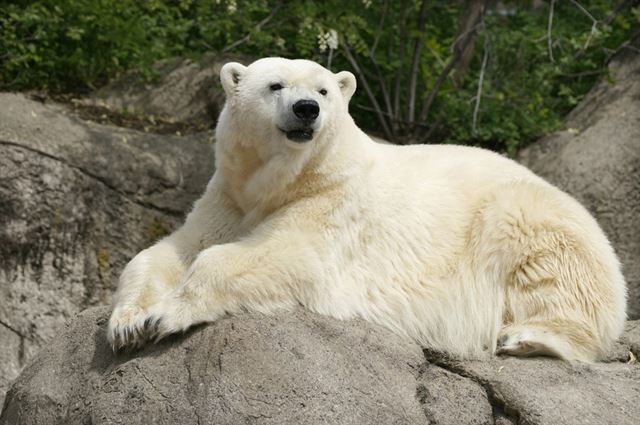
217,58 -> 356,151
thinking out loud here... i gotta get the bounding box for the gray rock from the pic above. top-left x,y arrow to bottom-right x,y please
2,307 -> 639,424
0,93 -> 215,405
0,307 -> 428,425
427,354 -> 640,425
81,53 -> 251,129
517,48 -> 640,319
416,364 -> 493,425
619,320 -> 640,359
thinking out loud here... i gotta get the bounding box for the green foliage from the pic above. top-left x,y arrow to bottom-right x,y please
447,0 -> 639,154
1,0 -> 637,152
1,1 -> 178,89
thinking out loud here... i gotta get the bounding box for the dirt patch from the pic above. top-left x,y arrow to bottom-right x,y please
28,92 -> 211,135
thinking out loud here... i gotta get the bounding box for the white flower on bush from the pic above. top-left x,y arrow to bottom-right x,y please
318,29 -> 339,52
327,29 -> 338,50
226,0 -> 237,14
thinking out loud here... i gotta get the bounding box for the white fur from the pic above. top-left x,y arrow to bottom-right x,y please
108,58 -> 627,362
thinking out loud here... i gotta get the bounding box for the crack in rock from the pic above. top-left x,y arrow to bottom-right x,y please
0,139 -> 182,216
422,350 -> 524,425
183,350 -> 204,425
0,319 -> 24,339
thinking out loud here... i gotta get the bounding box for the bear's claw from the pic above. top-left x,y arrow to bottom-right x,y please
142,315 -> 163,342
109,314 -> 181,353
108,297 -> 196,352
107,306 -> 166,352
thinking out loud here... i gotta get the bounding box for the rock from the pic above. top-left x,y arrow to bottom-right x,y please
517,48 -> 640,319
619,321 -> 640,359
81,53 -> 251,129
427,354 -> 640,425
2,307 -> 639,424
0,307 -> 428,424
416,364 -> 493,425
0,93 -> 215,405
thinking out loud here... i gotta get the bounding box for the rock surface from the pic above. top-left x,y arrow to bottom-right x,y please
81,53 -> 250,129
517,48 -> 640,319
0,93 -> 215,405
1,307 -> 639,425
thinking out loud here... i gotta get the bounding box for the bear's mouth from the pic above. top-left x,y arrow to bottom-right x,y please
282,128 -> 314,143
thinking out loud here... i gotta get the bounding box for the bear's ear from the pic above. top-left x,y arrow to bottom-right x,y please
335,71 -> 357,102
220,62 -> 247,96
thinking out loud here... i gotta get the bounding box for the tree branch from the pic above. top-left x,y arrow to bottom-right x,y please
547,0 -> 556,62
222,3 -> 282,53
370,0 -> 389,57
472,21 -> 489,135
368,52 -> 394,122
569,0 -> 598,52
452,0 -> 486,86
416,4 -> 484,128
407,0 -> 429,124
341,41 -> 393,141
603,0 -> 636,26
414,57 -> 457,132
367,0 -> 394,119
569,0 -> 598,23
579,0 -> 638,61
605,27 -> 640,64
394,0 -> 410,120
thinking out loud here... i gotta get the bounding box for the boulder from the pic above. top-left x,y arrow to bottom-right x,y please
1,307 -> 639,424
80,53 -> 251,129
0,93 -> 215,405
517,48 -> 640,319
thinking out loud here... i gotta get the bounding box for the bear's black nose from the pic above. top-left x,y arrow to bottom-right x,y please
293,99 -> 319,122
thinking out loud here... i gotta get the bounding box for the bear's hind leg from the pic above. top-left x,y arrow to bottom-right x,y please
497,319 -> 598,362
473,181 -> 625,362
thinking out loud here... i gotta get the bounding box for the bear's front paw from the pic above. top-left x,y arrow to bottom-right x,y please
141,298 -> 195,343
107,305 -> 156,352
108,300 -> 195,352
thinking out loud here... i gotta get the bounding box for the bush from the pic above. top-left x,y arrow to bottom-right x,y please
1,0 -> 637,153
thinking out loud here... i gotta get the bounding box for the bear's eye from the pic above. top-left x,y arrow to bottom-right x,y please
270,83 -> 283,91
319,89 -> 328,96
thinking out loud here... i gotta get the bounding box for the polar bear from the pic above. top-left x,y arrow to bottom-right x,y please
107,58 -> 627,362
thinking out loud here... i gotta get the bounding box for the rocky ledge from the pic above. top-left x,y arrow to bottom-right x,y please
1,307 -> 638,425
